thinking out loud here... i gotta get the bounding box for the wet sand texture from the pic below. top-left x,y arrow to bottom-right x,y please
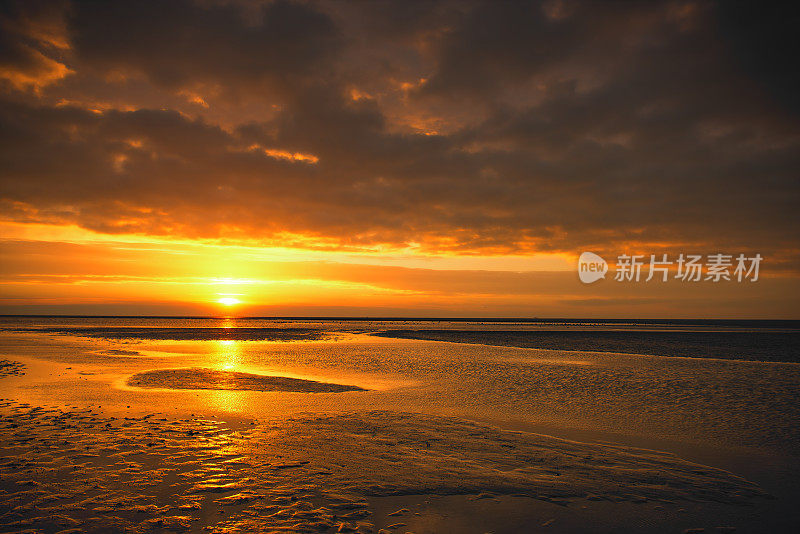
127,367 -> 366,393
373,329 -> 800,362
15,326 -> 329,342
0,402 -> 767,533
0,359 -> 25,378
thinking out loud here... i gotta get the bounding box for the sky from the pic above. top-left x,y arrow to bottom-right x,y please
0,0 -> 798,318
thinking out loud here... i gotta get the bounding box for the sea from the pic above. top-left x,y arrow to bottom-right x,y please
1,316 -> 799,532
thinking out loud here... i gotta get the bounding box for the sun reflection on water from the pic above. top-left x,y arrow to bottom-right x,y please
216,339 -> 240,371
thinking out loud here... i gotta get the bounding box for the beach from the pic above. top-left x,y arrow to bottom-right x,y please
2,0 -> 799,531
1,317 -> 799,533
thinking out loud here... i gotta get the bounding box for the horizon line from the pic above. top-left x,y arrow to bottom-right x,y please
1,315 -> 798,323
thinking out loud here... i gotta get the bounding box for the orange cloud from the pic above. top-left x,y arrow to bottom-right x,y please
0,0 -> 798,317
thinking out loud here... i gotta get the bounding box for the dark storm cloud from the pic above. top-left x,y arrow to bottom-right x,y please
0,0 -> 798,258
68,0 -> 341,94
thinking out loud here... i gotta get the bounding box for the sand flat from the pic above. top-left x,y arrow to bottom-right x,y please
126,367 -> 366,393
2,319 -> 799,532
0,402 -> 770,533
13,326 -> 330,342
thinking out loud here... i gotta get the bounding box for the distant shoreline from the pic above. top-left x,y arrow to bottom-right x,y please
373,328 -> 800,363
1,314 -> 799,327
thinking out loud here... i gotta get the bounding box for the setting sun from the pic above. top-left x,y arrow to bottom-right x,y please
0,2 -> 798,533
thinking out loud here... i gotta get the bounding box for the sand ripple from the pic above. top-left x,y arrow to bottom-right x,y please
0,402 -> 767,533
0,360 -> 25,379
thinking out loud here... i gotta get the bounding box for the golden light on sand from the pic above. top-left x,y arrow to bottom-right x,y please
217,297 -> 241,306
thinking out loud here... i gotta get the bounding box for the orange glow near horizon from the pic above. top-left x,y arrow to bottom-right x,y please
0,2 -> 797,320
0,221 -> 796,318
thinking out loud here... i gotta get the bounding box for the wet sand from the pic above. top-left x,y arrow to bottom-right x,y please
1,319 -> 799,532
127,368 -> 366,393
0,359 -> 25,379
372,329 -> 800,362
0,399 -> 773,533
